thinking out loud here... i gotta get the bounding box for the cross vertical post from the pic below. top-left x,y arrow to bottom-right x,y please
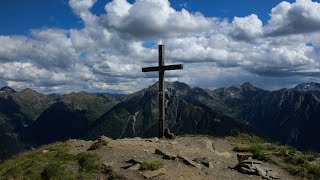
142,45 -> 183,138
158,45 -> 165,138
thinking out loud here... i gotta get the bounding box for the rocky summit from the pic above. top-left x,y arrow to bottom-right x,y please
0,135 -> 308,180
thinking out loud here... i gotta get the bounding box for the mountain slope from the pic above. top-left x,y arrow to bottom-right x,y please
0,87 -> 55,161
22,92 -> 119,145
0,88 -> 54,131
208,82 -> 320,150
85,82 -> 254,139
243,90 -> 320,150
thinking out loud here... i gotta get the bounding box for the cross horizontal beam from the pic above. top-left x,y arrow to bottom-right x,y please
142,64 -> 183,72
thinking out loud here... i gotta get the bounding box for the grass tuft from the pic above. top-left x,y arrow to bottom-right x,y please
76,152 -> 100,173
140,160 -> 164,171
233,143 -> 268,161
41,162 -> 68,180
87,140 -> 109,151
103,165 -> 126,180
228,134 -> 267,144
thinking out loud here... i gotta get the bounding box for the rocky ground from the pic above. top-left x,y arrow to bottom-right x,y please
68,136 -> 300,180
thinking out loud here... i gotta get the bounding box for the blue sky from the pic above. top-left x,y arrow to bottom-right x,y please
1,0 -> 320,93
1,0 -> 298,35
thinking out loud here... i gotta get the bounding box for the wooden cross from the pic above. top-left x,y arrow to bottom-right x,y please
142,45 -> 183,138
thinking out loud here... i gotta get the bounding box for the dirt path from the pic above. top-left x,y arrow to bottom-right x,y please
68,136 -> 300,180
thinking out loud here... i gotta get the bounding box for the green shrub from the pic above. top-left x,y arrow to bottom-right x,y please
140,160 -> 164,171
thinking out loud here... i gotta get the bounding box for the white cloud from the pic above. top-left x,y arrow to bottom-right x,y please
265,0 -> 320,36
231,14 -> 263,41
102,0 -> 213,39
0,62 -> 71,85
69,0 -> 97,26
0,0 -> 320,93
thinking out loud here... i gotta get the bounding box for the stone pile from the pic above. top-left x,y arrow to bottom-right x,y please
234,153 -> 281,180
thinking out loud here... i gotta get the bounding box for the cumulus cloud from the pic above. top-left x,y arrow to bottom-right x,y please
0,29 -> 77,69
0,62 -> 71,85
265,0 -> 320,36
69,0 -> 97,26
231,14 -> 263,41
102,0 -> 213,39
0,0 -> 320,93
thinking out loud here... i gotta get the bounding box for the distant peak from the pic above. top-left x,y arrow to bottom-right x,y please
293,82 -> 320,92
228,82 -> 259,91
241,82 -> 253,87
19,88 -> 42,95
150,81 -> 190,90
65,91 -> 89,98
169,81 -> 190,90
241,82 -> 257,89
0,86 -> 16,93
21,88 -> 35,92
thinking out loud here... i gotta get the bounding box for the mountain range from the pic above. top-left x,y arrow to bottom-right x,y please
1,81 -> 320,162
